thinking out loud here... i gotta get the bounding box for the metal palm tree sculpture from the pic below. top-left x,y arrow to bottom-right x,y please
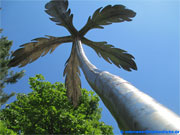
8,0 -> 137,106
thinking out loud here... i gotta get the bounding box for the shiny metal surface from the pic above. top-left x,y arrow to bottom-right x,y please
75,38 -> 180,133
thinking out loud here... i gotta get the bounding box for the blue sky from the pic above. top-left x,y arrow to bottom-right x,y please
1,0 -> 179,134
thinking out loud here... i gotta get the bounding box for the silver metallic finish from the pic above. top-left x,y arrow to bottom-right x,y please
75,38 -> 180,132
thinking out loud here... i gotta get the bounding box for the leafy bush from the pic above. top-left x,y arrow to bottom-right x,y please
0,120 -> 16,135
0,74 -> 113,134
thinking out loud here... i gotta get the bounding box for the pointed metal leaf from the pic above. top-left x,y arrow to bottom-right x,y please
8,36 -> 72,67
63,43 -> 81,107
82,38 -> 137,71
45,0 -> 77,35
79,4 -> 136,36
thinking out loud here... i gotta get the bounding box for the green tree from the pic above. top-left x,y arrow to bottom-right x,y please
0,30 -> 25,106
8,0 -> 137,106
0,120 -> 16,135
0,74 -> 113,134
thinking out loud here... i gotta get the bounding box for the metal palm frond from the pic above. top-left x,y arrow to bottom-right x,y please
8,0 -> 137,106
8,35 -> 72,67
63,43 -> 81,107
79,4 -> 136,36
82,38 -> 137,71
45,0 -> 78,36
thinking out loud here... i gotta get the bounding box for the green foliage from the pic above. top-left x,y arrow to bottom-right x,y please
0,31 -> 25,106
0,74 -> 113,134
0,120 -> 16,135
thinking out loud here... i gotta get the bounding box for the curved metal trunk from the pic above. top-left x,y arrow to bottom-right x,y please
75,38 -> 180,132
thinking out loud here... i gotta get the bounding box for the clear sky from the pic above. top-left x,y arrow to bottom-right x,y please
1,0 -> 179,134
